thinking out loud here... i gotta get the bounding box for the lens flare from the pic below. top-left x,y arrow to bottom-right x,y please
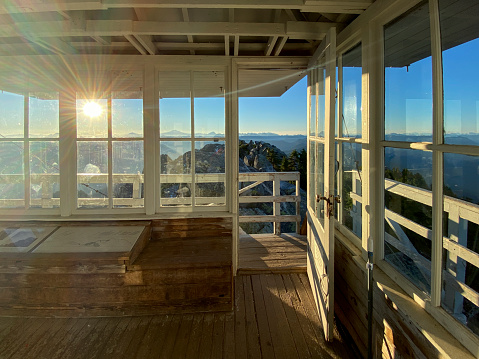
83,101 -> 103,118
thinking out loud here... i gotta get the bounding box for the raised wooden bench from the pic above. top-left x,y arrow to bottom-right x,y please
0,218 -> 233,317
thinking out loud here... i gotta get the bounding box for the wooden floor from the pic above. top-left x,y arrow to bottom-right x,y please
239,233 -> 307,274
0,274 -> 357,359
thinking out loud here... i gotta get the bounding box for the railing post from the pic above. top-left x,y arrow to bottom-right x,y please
273,175 -> 281,235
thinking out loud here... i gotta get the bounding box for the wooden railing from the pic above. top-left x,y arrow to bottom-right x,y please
239,172 -> 301,234
0,173 -> 302,236
348,171 -> 479,320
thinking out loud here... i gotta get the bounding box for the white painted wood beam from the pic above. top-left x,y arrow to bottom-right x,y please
264,35 -> 278,56
0,1 -> 372,14
91,35 -> 111,45
70,10 -> 86,31
273,36 -> 287,56
124,34 -> 147,55
224,35 -> 229,56
181,8 -> 195,55
4,20 -> 337,39
234,35 -> 239,56
31,38 -> 77,55
134,34 -> 156,55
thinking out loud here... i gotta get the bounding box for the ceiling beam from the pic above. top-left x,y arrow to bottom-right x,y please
234,35 -> 239,56
124,34 -> 148,55
134,35 -> 156,54
5,20 -> 336,40
0,0 -> 372,15
224,35 -> 229,56
274,36 -> 288,56
30,38 -> 77,55
91,36 -> 111,45
264,35 -> 278,56
181,8 -> 195,55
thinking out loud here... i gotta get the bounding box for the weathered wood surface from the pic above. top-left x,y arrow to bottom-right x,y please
0,217 -> 233,316
0,274 -> 358,359
238,233 -> 307,274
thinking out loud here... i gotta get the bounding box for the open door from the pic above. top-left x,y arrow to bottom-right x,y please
307,29 -> 337,341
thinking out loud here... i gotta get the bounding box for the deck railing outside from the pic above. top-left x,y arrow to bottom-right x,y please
239,172 -> 301,235
0,172 -> 302,236
348,170 -> 479,322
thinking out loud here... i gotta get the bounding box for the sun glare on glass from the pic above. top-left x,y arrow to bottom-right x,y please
83,101 -> 103,118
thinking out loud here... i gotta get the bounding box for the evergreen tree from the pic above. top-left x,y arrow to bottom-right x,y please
279,156 -> 289,172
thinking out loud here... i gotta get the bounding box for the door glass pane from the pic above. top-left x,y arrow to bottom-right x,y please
384,1 -> 432,142
309,140 -> 316,208
77,141 -> 108,208
342,142 -> 362,237
0,91 -> 23,137
112,141 -> 144,208
194,71 -> 225,138
384,147 -> 432,295
195,141 -> 225,206
0,141 -> 24,208
318,61 -> 326,138
159,141 -> 192,207
440,0 -> 479,145
29,92 -> 59,138
309,72 -> 317,137
342,44 -> 362,139
159,71 -> 191,138
30,141 -> 59,208
442,152 -> 479,335
76,97 -> 108,138
315,142 -> 325,224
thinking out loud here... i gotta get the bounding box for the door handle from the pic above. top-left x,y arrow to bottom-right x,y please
316,194 -> 340,217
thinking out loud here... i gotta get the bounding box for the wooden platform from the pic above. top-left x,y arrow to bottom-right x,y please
238,233 -> 307,274
0,218 -> 233,316
0,274 -> 358,359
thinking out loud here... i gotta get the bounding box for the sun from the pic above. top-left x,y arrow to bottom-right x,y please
83,101 -> 103,118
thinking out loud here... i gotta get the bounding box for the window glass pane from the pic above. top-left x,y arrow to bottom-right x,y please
159,71 -> 191,138
318,63 -> 326,138
0,141 -> 24,208
76,97 -> 108,138
194,71 -> 225,138
159,141 -> 192,207
384,2 -> 432,142
112,141 -> 144,208
442,154 -> 479,334
342,142 -> 362,238
440,0 -> 479,145
342,44 -> 362,138
29,92 -> 59,138
30,141 -> 59,208
309,141 -> 316,208
309,72 -> 317,137
0,91 -> 24,137
77,141 -> 108,208
195,141 -> 226,206
384,147 -> 432,295
112,91 -> 143,138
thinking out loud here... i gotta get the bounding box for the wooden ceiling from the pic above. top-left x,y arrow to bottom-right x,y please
0,1 -> 373,57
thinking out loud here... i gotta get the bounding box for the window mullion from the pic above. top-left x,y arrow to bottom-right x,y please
107,89 -> 113,209
430,0 -> 444,307
23,93 -> 30,210
190,71 -> 196,208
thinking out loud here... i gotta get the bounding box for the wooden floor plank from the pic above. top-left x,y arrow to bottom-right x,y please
274,274 -> 312,359
158,314 -> 182,359
211,312 -> 226,359
171,314 -> 194,359
47,318 -> 91,359
135,315 -> 171,359
60,318 -> 102,359
243,275 -> 262,359
85,317 -> 122,359
260,274 -> 294,359
223,312 -> 235,359
184,313 -> 204,359
0,318 -> 46,358
234,276 -> 248,359
122,316 -> 153,358
197,313 -> 215,359
251,275 -> 275,359
97,317 -> 132,358
264,274 -> 299,359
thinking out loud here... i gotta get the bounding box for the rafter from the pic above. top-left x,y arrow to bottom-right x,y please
181,8 -> 195,55
124,34 -> 148,55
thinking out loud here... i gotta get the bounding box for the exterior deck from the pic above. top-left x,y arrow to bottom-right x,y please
0,273 -> 357,359
239,233 -> 307,274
